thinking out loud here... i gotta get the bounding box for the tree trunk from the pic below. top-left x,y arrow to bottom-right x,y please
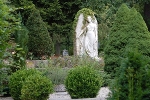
55,42 -> 61,56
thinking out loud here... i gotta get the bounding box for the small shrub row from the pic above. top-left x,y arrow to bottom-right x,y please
9,65 -> 104,99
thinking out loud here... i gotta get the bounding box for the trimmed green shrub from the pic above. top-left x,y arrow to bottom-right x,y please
26,8 -> 54,58
65,66 -> 103,99
104,4 -> 150,77
9,69 -> 42,100
108,49 -> 147,100
21,74 -> 53,100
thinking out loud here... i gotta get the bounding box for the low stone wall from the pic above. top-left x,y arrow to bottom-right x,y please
26,60 -> 49,68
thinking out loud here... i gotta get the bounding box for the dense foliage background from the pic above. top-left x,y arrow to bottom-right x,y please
7,0 -> 150,58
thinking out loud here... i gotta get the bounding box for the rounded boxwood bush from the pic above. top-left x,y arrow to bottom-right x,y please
21,74 -> 53,100
9,69 -> 42,100
65,66 -> 103,99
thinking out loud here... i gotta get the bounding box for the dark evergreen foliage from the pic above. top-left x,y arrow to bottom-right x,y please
108,50 -> 146,100
10,0 -> 83,55
26,8 -> 54,58
0,0 -> 21,95
9,0 -> 34,24
10,0 -> 150,55
32,0 -> 82,54
14,13 -> 29,59
104,4 -> 150,77
141,65 -> 150,100
0,0 -> 10,68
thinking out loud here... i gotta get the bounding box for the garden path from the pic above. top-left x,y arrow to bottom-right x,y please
0,87 -> 110,100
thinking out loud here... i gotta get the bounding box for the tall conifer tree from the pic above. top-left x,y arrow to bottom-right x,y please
26,8 -> 54,58
104,4 -> 150,77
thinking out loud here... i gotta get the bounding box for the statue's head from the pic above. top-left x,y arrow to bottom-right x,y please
87,16 -> 92,23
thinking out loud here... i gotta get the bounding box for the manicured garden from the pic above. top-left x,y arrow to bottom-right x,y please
1,0 -> 150,100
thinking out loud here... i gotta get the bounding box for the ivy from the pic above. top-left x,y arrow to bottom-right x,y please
73,8 -> 95,32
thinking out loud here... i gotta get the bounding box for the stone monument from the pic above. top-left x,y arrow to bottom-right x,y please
74,8 -> 101,61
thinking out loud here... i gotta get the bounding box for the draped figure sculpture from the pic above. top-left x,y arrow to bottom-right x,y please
75,13 -> 100,61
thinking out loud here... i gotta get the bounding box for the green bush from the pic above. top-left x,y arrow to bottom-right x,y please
104,4 -> 150,77
65,66 -> 103,99
26,8 -> 54,58
9,69 -> 42,100
108,50 -> 147,100
21,74 -> 53,100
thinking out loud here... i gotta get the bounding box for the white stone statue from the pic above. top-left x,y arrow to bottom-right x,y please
75,14 -> 100,61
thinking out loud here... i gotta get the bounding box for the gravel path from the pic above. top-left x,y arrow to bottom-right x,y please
0,87 -> 110,100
